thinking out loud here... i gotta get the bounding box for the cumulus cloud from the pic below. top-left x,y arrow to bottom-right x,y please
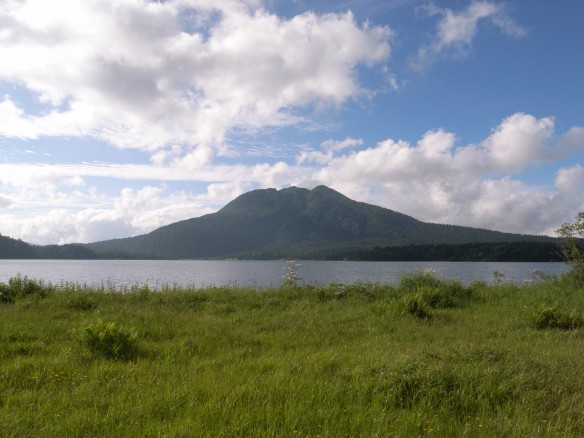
0,0 -> 391,164
196,181 -> 251,203
0,185 -> 215,244
0,194 -> 12,208
557,127 -> 584,156
483,113 -> 555,171
556,165 -> 584,194
302,113 -> 583,235
411,1 -> 526,71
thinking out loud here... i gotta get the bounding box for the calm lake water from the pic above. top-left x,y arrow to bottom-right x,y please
0,260 -> 571,290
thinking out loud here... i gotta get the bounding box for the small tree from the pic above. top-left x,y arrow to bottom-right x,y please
556,212 -> 584,283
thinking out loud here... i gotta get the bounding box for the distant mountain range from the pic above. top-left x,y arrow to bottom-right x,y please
0,185 -> 561,261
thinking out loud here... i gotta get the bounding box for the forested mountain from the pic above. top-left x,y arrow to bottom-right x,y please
87,185 -> 556,259
0,233 -> 100,259
0,234 -> 39,258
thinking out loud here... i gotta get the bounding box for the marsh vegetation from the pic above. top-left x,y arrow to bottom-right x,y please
1,270 -> 584,436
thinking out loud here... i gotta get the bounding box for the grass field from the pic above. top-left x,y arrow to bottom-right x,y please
1,271 -> 584,437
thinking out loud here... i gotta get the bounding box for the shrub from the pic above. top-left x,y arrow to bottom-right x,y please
0,282 -> 17,303
9,275 -> 47,296
404,294 -> 433,319
399,271 -> 473,318
399,270 -> 444,292
0,275 -> 50,303
81,321 -> 140,360
533,306 -> 584,330
317,284 -> 347,301
421,284 -> 471,309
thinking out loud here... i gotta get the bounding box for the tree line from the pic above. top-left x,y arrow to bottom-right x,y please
346,241 -> 562,262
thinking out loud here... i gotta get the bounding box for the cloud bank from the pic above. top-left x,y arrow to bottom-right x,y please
0,0 -> 390,165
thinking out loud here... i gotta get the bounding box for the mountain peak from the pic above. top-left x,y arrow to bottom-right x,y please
87,185 -> 552,259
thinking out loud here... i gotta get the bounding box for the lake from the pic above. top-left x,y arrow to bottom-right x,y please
0,260 -> 571,290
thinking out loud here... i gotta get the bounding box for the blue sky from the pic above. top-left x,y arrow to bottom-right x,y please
0,0 -> 582,244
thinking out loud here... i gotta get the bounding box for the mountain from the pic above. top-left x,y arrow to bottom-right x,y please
86,185 -> 555,259
0,233 -> 100,259
0,234 -> 39,258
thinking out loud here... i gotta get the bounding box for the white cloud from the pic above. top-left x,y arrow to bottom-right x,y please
483,113 -> 554,171
196,181 -> 251,204
297,137 -> 363,164
304,113 -> 583,235
557,126 -> 584,156
556,165 -> 584,194
322,137 -> 364,151
0,194 -> 12,208
412,1 -> 526,71
0,184 -> 215,244
0,0 -> 391,162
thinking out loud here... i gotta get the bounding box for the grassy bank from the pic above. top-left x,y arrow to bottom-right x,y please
1,272 -> 584,436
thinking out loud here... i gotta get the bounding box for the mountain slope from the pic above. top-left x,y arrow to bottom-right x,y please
87,185 -> 554,259
0,234 -> 100,259
0,234 -> 39,258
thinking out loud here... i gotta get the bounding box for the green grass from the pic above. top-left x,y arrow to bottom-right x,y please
1,272 -> 584,436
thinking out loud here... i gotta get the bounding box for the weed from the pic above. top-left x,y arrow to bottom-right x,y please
404,294 -> 433,319
398,271 -> 473,319
399,270 -> 444,292
0,275 -> 50,303
533,305 -> 584,330
493,271 -> 504,284
317,284 -> 347,301
0,282 -> 17,303
282,260 -> 302,287
65,294 -> 98,311
81,320 -> 140,360
531,269 -> 552,282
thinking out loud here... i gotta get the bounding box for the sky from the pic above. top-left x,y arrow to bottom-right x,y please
0,0 -> 583,245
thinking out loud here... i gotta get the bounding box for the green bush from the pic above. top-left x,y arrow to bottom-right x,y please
0,275 -> 50,303
81,321 -> 140,360
9,275 -> 46,296
399,270 -> 445,292
403,294 -> 433,319
533,305 -> 584,330
419,284 -> 471,309
0,283 -> 17,303
399,271 -> 473,319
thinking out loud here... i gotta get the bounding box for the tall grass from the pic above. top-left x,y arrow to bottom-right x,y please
1,272 -> 583,436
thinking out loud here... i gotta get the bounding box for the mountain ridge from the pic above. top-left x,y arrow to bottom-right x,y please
85,185 -> 554,259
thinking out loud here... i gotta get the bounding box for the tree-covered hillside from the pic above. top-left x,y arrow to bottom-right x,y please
348,242 -> 562,262
0,234 -> 100,259
0,234 -> 39,259
87,186 -> 555,259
